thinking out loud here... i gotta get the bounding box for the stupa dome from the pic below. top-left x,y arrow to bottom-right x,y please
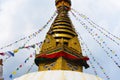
14,70 -> 102,80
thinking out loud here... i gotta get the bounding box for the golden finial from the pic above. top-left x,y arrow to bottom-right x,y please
55,0 -> 71,12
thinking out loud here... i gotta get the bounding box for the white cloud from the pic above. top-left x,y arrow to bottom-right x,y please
0,0 -> 28,45
109,0 -> 120,8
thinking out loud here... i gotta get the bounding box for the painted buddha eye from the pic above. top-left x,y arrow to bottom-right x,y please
50,62 -> 55,66
44,65 -> 49,69
44,62 -> 56,70
67,63 -> 78,71
73,66 -> 78,71
67,63 -> 72,67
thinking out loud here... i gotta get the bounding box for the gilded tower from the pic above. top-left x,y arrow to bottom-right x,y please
35,0 -> 89,72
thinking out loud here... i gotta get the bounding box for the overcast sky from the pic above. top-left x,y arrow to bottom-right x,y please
0,0 -> 120,80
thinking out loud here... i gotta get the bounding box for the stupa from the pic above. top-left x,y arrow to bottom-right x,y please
14,0 -> 102,80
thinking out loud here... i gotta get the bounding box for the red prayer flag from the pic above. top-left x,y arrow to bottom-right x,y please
19,65 -> 22,68
0,53 -> 5,56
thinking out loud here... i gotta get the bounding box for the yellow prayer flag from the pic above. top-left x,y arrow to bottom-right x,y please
12,71 -> 17,75
13,49 -> 19,53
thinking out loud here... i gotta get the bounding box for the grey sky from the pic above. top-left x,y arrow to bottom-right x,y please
0,0 -> 120,80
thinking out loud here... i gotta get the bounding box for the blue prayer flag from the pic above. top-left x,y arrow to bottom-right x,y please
8,51 -> 14,57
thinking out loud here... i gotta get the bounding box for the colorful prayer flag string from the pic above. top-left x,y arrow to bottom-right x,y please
79,39 -> 98,76
78,33 -> 110,80
86,19 -> 119,46
78,19 -> 120,63
71,8 -> 120,46
0,11 -> 57,51
88,58 -> 98,76
71,11 -> 120,69
94,34 -> 120,62
0,37 -> 27,51
2,42 -> 42,62
87,18 -> 120,40
22,11 -> 57,47
9,42 -> 42,79
9,51 -> 36,79
26,63 -> 35,73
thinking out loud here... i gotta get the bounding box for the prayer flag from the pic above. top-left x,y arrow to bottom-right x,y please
13,49 -> 19,53
8,51 -> 14,57
9,74 -> 13,79
0,53 -> 5,56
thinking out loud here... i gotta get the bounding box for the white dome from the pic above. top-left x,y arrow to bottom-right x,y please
14,70 -> 102,80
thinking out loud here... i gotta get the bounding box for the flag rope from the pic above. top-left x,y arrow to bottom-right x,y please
71,11 -> 120,69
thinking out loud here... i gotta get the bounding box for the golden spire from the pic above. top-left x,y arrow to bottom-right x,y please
35,0 -> 89,72
48,0 -> 76,45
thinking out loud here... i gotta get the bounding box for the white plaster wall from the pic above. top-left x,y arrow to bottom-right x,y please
14,70 -> 102,80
